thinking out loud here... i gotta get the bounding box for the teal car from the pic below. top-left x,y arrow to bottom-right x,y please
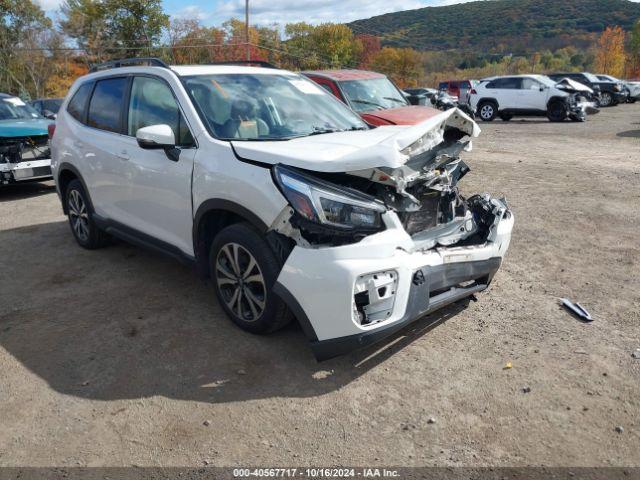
0,93 -> 54,185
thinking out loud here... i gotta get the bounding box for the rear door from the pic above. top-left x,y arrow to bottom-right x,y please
79,76 -> 130,223
115,75 -> 197,255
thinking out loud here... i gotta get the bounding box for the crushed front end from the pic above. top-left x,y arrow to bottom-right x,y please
0,135 -> 52,185
269,109 -> 514,360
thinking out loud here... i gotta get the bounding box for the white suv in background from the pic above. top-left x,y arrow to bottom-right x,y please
51,58 -> 513,360
469,74 -> 596,122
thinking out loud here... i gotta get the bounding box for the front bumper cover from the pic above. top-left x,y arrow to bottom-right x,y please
0,158 -> 52,184
275,208 -> 514,360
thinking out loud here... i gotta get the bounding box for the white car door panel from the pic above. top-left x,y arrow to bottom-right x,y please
117,136 -> 196,255
114,75 -> 197,256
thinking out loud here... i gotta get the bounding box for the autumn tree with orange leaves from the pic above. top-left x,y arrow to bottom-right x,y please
594,26 -> 626,77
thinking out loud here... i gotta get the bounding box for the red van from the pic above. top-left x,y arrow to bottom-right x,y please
302,69 -> 440,126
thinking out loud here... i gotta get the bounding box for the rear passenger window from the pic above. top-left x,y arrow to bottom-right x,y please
127,76 -> 194,147
87,78 -> 126,133
487,78 -> 521,89
67,83 -> 93,123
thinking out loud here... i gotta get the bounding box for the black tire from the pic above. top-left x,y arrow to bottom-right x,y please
547,101 -> 567,122
477,101 -> 497,121
629,98 -> 637,104
500,114 -> 513,121
210,223 -> 292,334
599,92 -> 613,107
65,179 -> 110,249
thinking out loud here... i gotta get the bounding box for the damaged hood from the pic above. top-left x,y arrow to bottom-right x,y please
555,78 -> 594,94
360,105 -> 443,126
232,108 -> 480,173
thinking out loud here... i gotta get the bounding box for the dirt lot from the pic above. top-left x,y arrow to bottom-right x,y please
1,105 -> 639,468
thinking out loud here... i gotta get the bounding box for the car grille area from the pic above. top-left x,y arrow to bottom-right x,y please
398,191 -> 440,235
0,135 -> 50,164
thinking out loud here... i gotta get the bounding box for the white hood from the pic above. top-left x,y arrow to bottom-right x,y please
231,108 -> 480,173
556,78 -> 594,93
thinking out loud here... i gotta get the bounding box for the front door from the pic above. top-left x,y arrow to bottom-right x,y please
117,75 -> 197,256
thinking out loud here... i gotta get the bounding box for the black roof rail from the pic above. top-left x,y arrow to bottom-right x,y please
206,60 -> 279,69
89,57 -> 170,73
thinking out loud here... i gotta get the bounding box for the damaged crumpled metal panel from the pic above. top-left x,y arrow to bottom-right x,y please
231,108 -> 479,173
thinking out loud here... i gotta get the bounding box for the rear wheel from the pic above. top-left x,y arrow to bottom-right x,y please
547,101 -> 567,122
477,101 -> 497,121
210,223 -> 292,334
65,179 -> 109,249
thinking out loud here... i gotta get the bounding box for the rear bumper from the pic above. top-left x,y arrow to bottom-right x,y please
276,206 -> 514,361
0,158 -> 52,184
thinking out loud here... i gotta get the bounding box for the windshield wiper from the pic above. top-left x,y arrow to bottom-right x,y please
350,99 -> 384,109
383,96 -> 405,104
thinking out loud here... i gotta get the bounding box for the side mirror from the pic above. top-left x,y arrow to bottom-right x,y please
43,110 -> 56,119
136,124 -> 175,149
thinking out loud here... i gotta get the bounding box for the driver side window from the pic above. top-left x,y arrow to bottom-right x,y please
521,78 -> 541,90
128,76 -> 194,147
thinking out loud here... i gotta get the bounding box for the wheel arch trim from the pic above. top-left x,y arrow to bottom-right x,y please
192,198 -> 270,272
57,162 -> 95,214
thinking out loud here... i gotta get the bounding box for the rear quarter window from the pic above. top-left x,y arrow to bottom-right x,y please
67,83 -> 93,123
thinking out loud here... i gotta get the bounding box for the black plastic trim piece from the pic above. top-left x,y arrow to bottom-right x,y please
89,57 -> 170,73
273,282 -> 319,342
93,214 -> 195,266
308,257 -> 503,361
56,163 -> 94,214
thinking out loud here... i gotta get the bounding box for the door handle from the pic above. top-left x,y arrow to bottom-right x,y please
116,150 -> 130,161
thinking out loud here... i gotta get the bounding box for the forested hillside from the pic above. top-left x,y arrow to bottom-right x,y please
348,0 -> 640,53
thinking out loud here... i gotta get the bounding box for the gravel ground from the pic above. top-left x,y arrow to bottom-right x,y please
0,105 -> 639,468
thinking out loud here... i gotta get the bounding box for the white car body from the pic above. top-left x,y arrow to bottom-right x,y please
52,63 -> 513,360
469,74 -> 596,122
0,94 -> 53,185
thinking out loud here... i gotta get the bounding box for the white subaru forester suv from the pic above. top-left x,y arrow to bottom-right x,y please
51,58 -> 514,360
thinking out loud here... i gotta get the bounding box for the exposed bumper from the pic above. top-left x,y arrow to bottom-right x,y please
0,158 -> 52,184
275,208 -> 514,360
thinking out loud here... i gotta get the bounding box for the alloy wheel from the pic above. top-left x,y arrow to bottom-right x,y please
68,189 -> 89,242
480,104 -> 494,120
600,93 -> 612,107
215,242 -> 266,322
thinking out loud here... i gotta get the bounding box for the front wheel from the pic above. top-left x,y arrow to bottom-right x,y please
599,92 -> 613,107
547,101 -> 567,122
65,179 -> 109,249
210,223 -> 292,334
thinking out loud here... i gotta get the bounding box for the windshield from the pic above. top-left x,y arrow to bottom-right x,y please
43,99 -> 63,112
339,78 -> 409,113
583,72 -> 600,83
183,73 -> 367,141
0,97 -> 42,121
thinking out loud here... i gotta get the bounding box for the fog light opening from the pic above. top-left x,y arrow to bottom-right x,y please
353,270 -> 398,326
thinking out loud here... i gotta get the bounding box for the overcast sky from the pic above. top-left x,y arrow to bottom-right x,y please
36,0 -> 640,26
34,0 -> 504,25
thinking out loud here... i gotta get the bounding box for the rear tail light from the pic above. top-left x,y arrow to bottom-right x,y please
470,89 -> 477,95
47,123 -> 56,139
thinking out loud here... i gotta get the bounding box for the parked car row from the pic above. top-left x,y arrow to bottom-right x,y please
43,58 -> 513,360
404,71 -> 637,124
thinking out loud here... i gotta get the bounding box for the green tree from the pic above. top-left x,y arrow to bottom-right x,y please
60,0 -> 169,61
0,0 -> 60,98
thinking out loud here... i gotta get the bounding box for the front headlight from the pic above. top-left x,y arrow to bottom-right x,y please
273,164 -> 386,231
